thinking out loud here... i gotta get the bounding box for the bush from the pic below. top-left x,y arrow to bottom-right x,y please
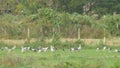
74,39 -> 85,47
96,40 -> 106,48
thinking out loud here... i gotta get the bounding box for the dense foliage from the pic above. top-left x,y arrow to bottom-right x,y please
0,0 -> 120,39
0,0 -> 120,15
0,9 -> 120,39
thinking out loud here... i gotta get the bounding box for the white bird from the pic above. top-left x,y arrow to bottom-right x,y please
70,45 -> 82,52
50,46 -> 55,52
8,46 -> 16,52
96,48 -> 100,51
70,48 -> 74,52
5,47 -> 8,50
21,46 -> 27,53
42,47 -> 48,52
11,46 -> 16,50
37,47 -> 42,53
114,49 -> 119,52
77,45 -> 82,50
38,49 -> 42,53
103,46 -> 107,51
27,47 -> 31,50
1,46 -> 8,51
108,48 -> 111,51
31,48 -> 37,52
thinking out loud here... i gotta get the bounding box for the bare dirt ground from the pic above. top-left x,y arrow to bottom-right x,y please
0,38 -> 120,46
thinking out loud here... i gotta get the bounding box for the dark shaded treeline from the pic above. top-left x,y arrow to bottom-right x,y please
0,0 -> 120,15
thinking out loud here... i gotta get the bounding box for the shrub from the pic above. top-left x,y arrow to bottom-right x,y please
74,39 -> 85,47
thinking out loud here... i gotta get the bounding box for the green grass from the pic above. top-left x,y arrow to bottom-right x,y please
0,49 -> 120,68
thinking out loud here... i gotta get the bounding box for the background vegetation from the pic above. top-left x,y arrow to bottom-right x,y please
0,0 -> 120,40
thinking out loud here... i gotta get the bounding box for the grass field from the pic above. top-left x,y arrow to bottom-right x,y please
0,48 -> 120,68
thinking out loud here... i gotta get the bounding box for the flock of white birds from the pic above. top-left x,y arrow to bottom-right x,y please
1,45 -> 54,53
0,45 -> 120,53
0,45 -> 82,53
96,46 -> 120,52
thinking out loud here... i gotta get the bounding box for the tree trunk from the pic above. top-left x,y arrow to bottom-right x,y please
103,28 -> 106,45
78,28 -> 80,40
103,36 -> 106,45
